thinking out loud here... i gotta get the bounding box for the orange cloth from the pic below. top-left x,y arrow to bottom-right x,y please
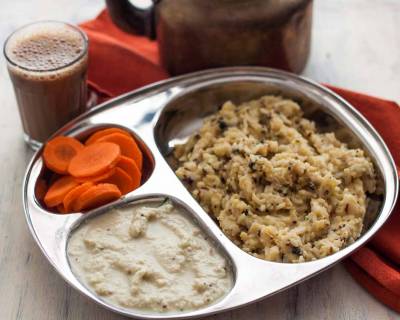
80,10 -> 400,312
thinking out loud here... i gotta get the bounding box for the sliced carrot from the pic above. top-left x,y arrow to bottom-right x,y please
35,178 -> 48,201
85,127 -> 131,145
44,176 -> 79,208
97,133 -> 143,170
75,183 -> 122,211
63,182 -> 94,212
68,142 -> 121,178
43,136 -> 84,174
102,167 -> 134,195
57,203 -> 67,214
117,156 -> 141,190
76,168 -> 116,183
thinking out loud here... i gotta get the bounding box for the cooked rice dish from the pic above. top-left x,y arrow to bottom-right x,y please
173,95 -> 377,263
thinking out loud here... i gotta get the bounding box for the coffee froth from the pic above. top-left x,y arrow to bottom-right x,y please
6,22 -> 85,71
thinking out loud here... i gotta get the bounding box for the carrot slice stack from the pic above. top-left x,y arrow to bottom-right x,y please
44,176 -> 79,208
63,182 -> 94,212
103,167 -> 134,195
96,133 -> 143,170
75,183 -> 122,211
41,127 -> 145,214
117,156 -> 142,190
43,136 -> 84,174
85,128 -> 131,145
76,168 -> 116,183
68,142 -> 121,178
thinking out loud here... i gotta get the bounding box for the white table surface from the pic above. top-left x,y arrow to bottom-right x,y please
0,1 -> 399,319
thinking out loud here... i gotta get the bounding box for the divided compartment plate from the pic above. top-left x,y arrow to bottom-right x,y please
23,67 -> 398,319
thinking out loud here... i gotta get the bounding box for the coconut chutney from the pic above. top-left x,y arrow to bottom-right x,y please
67,201 -> 232,312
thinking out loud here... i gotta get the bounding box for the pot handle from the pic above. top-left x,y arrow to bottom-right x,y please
105,0 -> 156,39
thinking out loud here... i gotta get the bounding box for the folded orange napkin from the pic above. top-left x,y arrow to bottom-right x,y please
80,10 -> 400,312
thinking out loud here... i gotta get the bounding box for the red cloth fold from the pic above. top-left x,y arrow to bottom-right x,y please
80,9 -> 400,312
80,10 -> 167,98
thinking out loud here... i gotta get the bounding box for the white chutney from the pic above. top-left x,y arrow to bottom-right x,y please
67,201 -> 233,313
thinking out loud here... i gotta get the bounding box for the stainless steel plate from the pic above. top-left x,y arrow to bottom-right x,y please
22,67 -> 398,319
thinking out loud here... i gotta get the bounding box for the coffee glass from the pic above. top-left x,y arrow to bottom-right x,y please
4,21 -> 88,150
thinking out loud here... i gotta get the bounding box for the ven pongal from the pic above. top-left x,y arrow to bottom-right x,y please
173,95 -> 378,263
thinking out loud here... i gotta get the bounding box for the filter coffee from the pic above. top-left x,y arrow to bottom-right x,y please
5,21 -> 88,147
